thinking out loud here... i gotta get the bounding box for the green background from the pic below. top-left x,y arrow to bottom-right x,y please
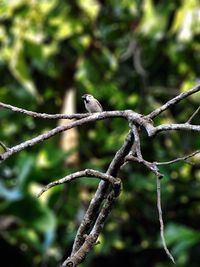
0,0 -> 200,266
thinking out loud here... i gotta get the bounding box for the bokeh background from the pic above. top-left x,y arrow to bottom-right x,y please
0,0 -> 200,266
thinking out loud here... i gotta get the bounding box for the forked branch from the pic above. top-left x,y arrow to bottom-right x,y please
0,84 -> 200,266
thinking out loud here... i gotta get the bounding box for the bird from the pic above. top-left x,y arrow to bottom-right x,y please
82,94 -> 103,113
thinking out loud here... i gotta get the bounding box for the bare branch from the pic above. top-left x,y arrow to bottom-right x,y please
0,110 -> 156,162
63,181 -> 121,267
124,125 -> 163,176
64,235 -> 97,267
108,150 -> 177,265
71,130 -> 134,255
148,84 -> 200,119
1,118 -> 197,163
186,106 -> 200,124
131,125 -> 142,160
0,100 -> 157,135
125,155 -> 163,178
37,169 -> 120,197
0,123 -> 75,162
122,128 -> 174,264
155,150 -> 200,166
124,156 -> 175,263
0,111 -> 130,162
156,177 -> 175,264
1,85 -> 200,267
0,101 -> 89,120
125,150 -> 200,175
0,101 -> 144,123
151,123 -> 200,136
90,183 -> 121,237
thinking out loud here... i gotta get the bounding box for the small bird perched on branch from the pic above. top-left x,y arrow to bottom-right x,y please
82,94 -> 103,113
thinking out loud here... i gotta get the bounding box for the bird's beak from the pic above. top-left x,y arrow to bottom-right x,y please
82,95 -> 86,100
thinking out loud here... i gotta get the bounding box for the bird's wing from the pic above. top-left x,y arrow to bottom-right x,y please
96,99 -> 103,111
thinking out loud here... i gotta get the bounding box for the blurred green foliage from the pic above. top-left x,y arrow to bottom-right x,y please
0,0 -> 200,266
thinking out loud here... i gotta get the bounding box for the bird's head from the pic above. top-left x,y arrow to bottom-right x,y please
81,94 -> 94,103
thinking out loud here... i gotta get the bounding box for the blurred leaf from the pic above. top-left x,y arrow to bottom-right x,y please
164,223 -> 200,255
77,0 -> 100,20
0,181 -> 22,201
0,1 -> 200,266
9,39 -> 39,98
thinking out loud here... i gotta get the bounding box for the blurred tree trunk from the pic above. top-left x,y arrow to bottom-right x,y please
59,88 -> 79,166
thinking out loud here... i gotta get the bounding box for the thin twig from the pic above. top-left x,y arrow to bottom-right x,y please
120,40 -> 137,61
104,151 -> 176,265
156,177 -> 175,264
186,106 -> 200,124
125,155 -> 177,263
37,169 -> 120,197
134,46 -> 147,77
148,84 -> 200,119
125,155 -> 163,178
155,150 -> 200,165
